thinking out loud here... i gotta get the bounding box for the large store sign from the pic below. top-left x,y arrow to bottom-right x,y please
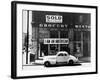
44,38 -> 69,44
46,15 -> 63,23
39,23 -> 90,29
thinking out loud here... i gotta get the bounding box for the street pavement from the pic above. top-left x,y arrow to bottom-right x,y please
22,62 -> 91,70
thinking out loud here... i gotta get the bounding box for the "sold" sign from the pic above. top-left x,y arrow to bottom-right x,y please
46,15 -> 63,23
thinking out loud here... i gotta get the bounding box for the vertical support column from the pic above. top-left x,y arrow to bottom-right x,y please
36,26 -> 39,59
28,52 -> 30,64
58,30 -> 60,51
89,30 -> 91,57
48,30 -> 50,55
28,11 -> 32,64
32,11 -> 38,60
26,10 -> 29,64
35,26 -> 38,59
81,32 -> 83,56
69,29 -> 74,55
38,43 -> 40,57
48,44 -> 50,55
87,30 -> 90,57
32,11 -> 34,56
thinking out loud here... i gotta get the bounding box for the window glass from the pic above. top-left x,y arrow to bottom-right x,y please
60,31 -> 68,38
50,31 -> 58,38
83,31 -> 90,41
58,53 -> 63,56
64,54 -> 67,56
74,31 -> 81,41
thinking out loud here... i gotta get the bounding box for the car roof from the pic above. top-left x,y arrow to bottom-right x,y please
57,51 -> 68,55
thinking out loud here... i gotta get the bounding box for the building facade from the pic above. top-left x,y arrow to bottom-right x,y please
31,11 -> 91,62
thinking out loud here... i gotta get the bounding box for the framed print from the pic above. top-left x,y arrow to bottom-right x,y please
11,1 -> 98,79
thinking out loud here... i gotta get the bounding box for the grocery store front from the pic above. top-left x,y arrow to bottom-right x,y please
39,29 -> 69,56
31,11 -> 90,61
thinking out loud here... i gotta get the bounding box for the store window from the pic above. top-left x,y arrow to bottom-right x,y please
50,30 -> 58,38
74,31 -> 81,41
60,31 -> 68,52
83,31 -> 91,57
49,30 -> 59,55
50,44 -> 58,55
73,31 -> 83,57
60,31 -> 68,38
60,44 -> 69,52
83,31 -> 90,41
39,28 -> 49,41
73,43 -> 82,57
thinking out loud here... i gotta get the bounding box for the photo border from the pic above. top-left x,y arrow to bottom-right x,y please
11,1 -> 98,79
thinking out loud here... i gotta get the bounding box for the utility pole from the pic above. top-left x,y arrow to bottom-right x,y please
26,10 -> 29,64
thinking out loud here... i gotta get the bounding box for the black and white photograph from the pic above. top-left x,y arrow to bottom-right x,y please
11,1 -> 97,79
22,10 -> 90,67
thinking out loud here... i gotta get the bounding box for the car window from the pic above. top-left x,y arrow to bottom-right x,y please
64,54 -> 67,56
58,53 -> 63,56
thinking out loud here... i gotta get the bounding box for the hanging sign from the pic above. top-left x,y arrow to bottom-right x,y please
46,15 -> 63,23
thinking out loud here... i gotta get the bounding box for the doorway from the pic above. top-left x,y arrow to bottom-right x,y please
39,42 -> 48,57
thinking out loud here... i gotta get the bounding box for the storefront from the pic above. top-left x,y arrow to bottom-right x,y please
31,11 -> 91,61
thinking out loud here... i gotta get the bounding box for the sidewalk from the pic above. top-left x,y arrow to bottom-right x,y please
78,57 -> 90,63
34,60 -> 44,64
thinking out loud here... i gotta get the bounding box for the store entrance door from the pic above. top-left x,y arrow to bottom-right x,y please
39,43 -> 48,57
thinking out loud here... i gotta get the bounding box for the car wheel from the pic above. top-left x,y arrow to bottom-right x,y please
44,61 -> 50,67
69,60 -> 74,65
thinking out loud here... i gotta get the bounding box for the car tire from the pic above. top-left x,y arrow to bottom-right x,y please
68,60 -> 74,65
44,61 -> 50,67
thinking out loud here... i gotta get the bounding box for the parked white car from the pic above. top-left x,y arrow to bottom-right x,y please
43,51 -> 78,67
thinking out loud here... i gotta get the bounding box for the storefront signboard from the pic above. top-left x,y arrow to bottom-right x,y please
46,15 -> 63,23
44,38 -> 69,44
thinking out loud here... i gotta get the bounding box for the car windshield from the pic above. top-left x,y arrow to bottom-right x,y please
58,53 -> 63,56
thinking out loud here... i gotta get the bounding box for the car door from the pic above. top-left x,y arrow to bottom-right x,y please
63,53 -> 69,62
56,53 -> 64,63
